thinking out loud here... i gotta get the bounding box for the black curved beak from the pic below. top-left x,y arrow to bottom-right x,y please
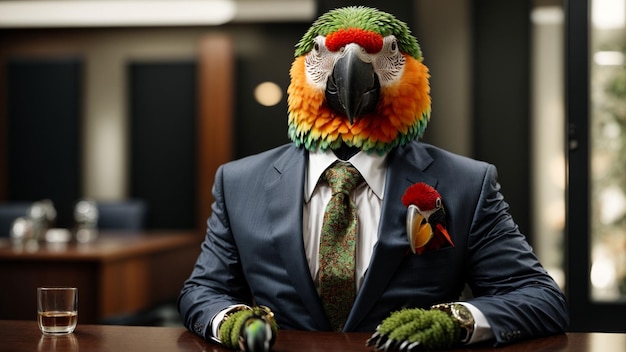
325,45 -> 380,124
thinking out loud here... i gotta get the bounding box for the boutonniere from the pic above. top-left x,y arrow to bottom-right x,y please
402,183 -> 454,254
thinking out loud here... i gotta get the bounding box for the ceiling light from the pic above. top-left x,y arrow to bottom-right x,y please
0,0 -> 236,28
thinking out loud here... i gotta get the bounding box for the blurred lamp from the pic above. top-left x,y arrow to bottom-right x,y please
0,0 -> 236,27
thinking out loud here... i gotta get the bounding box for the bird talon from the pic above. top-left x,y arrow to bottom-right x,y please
381,339 -> 396,351
398,340 -> 411,352
366,331 -> 381,347
406,341 -> 421,352
375,334 -> 389,349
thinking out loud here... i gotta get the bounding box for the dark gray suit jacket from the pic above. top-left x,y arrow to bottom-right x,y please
178,141 -> 568,345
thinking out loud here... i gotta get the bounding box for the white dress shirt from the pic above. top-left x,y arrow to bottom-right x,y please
303,149 -> 387,291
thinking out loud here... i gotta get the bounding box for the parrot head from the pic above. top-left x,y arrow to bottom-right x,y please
402,182 -> 453,254
402,182 -> 443,219
287,6 -> 431,156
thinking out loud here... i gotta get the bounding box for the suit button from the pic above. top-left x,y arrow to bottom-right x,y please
194,321 -> 204,335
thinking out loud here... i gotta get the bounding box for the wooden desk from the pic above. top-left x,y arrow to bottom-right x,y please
0,320 -> 625,352
0,231 -> 201,323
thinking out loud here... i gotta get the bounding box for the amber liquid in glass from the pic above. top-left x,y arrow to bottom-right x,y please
38,311 -> 78,334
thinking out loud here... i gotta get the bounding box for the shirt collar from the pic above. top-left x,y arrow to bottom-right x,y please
305,149 -> 387,202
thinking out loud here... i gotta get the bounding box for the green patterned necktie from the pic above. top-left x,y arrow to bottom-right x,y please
319,161 -> 363,331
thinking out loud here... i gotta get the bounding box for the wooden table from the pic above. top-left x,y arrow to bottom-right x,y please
0,320 -> 625,352
0,231 -> 201,323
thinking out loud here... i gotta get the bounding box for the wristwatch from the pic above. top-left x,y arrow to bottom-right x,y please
431,303 -> 475,344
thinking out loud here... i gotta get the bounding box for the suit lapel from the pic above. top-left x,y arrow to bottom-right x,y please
266,147 -> 331,330
345,143 -> 438,330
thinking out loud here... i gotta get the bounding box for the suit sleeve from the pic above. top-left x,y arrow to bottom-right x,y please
177,165 -> 253,340
465,164 -> 568,345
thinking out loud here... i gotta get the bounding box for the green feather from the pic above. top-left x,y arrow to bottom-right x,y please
294,6 -> 422,60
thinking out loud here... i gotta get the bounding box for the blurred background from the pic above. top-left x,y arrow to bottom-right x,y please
0,0 -> 624,332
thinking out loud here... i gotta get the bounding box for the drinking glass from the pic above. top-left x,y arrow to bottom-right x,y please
37,287 -> 78,334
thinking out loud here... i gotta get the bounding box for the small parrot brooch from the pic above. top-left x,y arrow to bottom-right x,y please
402,182 -> 454,254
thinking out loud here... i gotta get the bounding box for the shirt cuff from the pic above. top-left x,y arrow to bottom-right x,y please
210,304 -> 250,343
457,302 -> 494,344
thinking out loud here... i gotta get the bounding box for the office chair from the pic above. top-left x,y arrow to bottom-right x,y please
96,200 -> 148,230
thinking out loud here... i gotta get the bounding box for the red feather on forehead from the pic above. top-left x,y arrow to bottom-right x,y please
401,182 -> 440,209
325,28 -> 383,53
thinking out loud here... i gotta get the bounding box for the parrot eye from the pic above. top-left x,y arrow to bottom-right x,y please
389,39 -> 398,54
310,36 -> 327,57
436,198 -> 442,208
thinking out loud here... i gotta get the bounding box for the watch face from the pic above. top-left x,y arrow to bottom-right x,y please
456,305 -> 472,321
